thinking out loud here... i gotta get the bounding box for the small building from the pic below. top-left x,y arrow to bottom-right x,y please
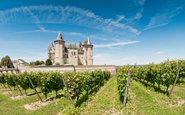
12,59 -> 29,68
48,32 -> 93,65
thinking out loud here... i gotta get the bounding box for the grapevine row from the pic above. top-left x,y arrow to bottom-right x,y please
0,70 -> 111,105
117,60 -> 185,98
117,66 -> 130,103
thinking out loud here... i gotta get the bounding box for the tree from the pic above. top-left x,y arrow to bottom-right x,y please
1,56 -> 14,68
45,59 -> 52,66
30,60 -> 45,66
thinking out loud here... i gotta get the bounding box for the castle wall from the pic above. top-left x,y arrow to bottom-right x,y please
54,41 -> 64,65
50,53 -> 55,63
87,46 -> 93,65
68,49 -> 78,65
19,65 -> 116,74
82,47 -> 87,65
78,54 -> 84,65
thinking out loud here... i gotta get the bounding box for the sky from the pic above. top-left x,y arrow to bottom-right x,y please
0,0 -> 185,65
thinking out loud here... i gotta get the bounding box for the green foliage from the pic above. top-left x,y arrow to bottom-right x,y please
47,72 -> 64,96
45,59 -> 52,66
4,73 -> 17,87
1,55 -> 14,68
63,72 -> 84,100
0,73 -> 6,85
117,60 -> 185,96
0,70 -> 111,103
30,60 -> 45,66
18,72 -> 30,91
39,73 -> 53,99
117,66 -> 130,103
63,70 -> 111,104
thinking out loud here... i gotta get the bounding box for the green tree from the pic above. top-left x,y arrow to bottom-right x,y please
30,60 -> 45,66
1,56 -> 14,68
45,59 -> 52,66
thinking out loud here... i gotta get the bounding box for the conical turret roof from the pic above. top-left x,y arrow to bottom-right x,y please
57,32 -> 64,41
87,37 -> 92,45
83,37 -> 92,45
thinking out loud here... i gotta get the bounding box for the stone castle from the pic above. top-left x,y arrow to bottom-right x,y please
48,32 -> 93,65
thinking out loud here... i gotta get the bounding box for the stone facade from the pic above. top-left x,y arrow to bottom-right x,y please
48,32 -> 93,65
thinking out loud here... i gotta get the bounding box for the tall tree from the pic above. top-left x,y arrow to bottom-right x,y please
1,56 -> 14,68
45,59 -> 52,66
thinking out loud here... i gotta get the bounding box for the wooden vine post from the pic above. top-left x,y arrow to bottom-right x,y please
123,69 -> 131,107
5,71 -> 15,96
61,75 -> 74,106
13,70 -> 23,96
169,67 -> 181,96
27,76 -> 43,102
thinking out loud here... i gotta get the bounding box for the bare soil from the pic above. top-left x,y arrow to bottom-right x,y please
10,95 -> 25,100
2,91 -> 10,95
24,100 -> 50,110
169,100 -> 185,107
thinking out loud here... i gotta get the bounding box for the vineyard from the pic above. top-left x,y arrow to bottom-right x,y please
117,60 -> 185,104
0,60 -> 184,114
0,70 -> 111,107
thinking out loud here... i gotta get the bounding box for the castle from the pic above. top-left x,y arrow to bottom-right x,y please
48,32 -> 93,65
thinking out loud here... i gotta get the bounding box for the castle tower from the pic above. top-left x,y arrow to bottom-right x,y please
83,37 -> 93,65
54,32 -> 65,65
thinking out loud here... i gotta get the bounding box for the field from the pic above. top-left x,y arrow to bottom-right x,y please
0,60 -> 185,115
0,75 -> 184,115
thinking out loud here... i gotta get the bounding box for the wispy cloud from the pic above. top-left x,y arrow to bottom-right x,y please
0,5 -> 140,35
95,40 -> 140,48
15,29 -> 87,38
138,0 -> 146,6
144,22 -> 169,31
15,29 -> 57,34
133,0 -> 145,20
116,15 -> 127,22
155,51 -> 165,55
134,8 -> 144,20
144,6 -> 183,30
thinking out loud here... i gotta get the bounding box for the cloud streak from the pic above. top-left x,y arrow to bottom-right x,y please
134,8 -> 144,20
138,0 -> 146,6
15,29 -> 87,38
0,5 -> 140,35
155,51 -> 165,55
144,6 -> 183,30
95,40 -> 140,48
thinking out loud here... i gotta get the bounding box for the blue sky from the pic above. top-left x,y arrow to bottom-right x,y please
0,0 -> 185,65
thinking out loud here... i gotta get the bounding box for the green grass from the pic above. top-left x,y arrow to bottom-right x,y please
0,87 -> 72,115
125,80 -> 185,115
78,76 -> 123,114
0,77 -> 185,115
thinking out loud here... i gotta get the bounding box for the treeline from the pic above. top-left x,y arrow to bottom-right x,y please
117,60 -> 185,99
0,55 -> 53,68
30,59 -> 52,66
0,70 -> 111,106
